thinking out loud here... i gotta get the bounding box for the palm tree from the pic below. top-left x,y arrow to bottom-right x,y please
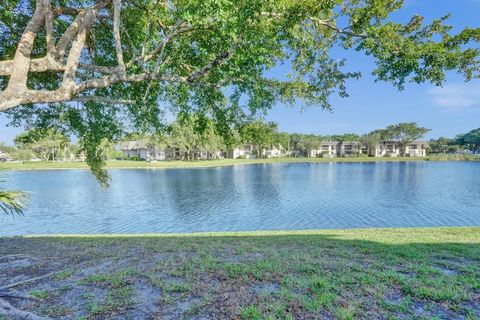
0,190 -> 25,215
0,170 -> 26,215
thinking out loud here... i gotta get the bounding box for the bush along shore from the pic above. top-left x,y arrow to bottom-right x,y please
1,154 -> 479,171
0,227 -> 479,319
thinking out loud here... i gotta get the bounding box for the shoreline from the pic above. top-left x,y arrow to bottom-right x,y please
2,225 -> 479,239
1,156 -> 477,171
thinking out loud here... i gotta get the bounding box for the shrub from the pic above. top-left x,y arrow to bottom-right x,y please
427,154 -> 480,161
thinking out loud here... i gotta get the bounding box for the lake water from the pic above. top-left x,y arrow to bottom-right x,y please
1,162 -> 479,235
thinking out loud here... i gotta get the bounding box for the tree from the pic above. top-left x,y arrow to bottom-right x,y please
428,137 -> 459,154
360,132 -> 381,156
289,134 -> 306,156
121,117 -> 228,160
197,120 -> 227,158
381,123 -> 430,156
167,116 -> 201,161
274,132 -> 290,152
303,135 -> 322,151
328,133 -> 360,142
0,142 -> 15,155
97,138 -> 120,160
13,132 -> 36,149
238,121 -> 279,157
13,129 -> 70,160
455,128 -> 480,153
1,0 -> 479,182
287,133 -> 325,155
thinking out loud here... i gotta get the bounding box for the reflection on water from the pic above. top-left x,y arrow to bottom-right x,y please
1,162 -> 479,235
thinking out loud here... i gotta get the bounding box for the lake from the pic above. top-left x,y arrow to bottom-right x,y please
1,162 -> 479,235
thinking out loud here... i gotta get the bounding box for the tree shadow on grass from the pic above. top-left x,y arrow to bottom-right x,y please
0,229 -> 479,319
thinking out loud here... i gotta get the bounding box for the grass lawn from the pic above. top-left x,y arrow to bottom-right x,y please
0,227 -> 479,319
0,157 -> 441,171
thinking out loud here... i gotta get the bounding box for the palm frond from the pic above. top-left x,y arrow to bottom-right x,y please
0,190 -> 26,215
0,168 -> 27,215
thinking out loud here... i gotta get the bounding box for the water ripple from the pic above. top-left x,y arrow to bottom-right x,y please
1,162 -> 480,235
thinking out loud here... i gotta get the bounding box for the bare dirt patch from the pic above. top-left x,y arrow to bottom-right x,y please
0,232 -> 479,319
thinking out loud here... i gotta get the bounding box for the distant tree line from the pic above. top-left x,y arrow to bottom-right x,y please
429,128 -> 480,154
2,121 -> 479,162
0,129 -> 121,162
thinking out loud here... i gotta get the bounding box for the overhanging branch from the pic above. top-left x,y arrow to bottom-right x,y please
187,47 -> 236,82
73,96 -> 134,105
0,0 -> 236,111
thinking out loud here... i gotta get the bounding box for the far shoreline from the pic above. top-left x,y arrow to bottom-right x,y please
1,156 -> 478,171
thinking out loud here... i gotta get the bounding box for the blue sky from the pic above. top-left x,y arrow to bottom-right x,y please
1,0 -> 479,145
264,0 -> 480,139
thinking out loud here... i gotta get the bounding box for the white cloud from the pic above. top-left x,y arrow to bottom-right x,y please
428,82 -> 480,108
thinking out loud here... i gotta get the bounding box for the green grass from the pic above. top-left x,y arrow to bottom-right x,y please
54,268 -> 74,281
0,156 -> 464,171
29,290 -> 49,299
241,305 -> 262,319
1,227 -> 480,319
86,286 -> 135,317
17,226 -> 480,243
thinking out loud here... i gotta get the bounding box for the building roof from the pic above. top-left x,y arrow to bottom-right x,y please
410,141 -> 429,145
320,141 -> 338,145
340,141 -> 362,145
120,140 -> 148,151
380,140 -> 428,145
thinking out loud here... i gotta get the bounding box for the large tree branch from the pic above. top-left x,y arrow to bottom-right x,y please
43,0 -> 55,58
261,12 -> 367,38
62,7 -> 98,88
76,73 -> 189,92
0,59 -> 119,76
0,0 -> 230,111
141,23 -> 191,100
126,24 -> 195,68
0,0 -> 116,78
0,73 -> 201,111
3,0 -> 44,96
53,7 -> 82,17
113,0 -> 126,75
55,9 -> 87,57
56,0 -> 111,57
73,96 -> 134,104
187,47 -> 235,82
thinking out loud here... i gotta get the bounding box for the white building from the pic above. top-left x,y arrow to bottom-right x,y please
308,141 -> 338,158
263,146 -> 283,158
120,141 -> 165,161
195,150 -> 225,160
0,150 -> 11,162
405,141 -> 429,157
306,140 -> 429,158
227,144 -> 284,159
226,144 -> 255,159
377,141 -> 428,157
337,141 -> 365,157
